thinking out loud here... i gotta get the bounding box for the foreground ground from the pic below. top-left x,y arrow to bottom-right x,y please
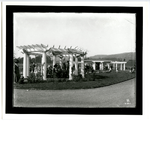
14,78 -> 136,108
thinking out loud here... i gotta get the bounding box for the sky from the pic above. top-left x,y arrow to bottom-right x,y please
14,13 -> 135,58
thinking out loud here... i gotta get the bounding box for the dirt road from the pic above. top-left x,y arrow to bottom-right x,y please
14,79 -> 136,107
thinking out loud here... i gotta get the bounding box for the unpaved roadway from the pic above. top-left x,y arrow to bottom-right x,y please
14,79 -> 136,107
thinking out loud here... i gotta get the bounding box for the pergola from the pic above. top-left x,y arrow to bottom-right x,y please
17,44 -> 87,80
111,61 -> 126,72
85,60 -> 126,72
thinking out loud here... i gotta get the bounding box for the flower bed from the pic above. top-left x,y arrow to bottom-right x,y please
14,71 -> 135,90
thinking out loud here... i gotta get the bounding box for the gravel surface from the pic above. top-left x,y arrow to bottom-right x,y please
14,79 -> 136,107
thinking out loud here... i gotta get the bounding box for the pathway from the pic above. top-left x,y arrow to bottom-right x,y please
14,79 -> 136,107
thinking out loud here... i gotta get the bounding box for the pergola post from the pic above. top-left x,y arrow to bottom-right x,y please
26,54 -> 30,76
81,56 -> 85,78
123,63 -> 126,71
93,62 -> 96,70
115,63 -> 118,72
59,58 -> 62,68
69,54 -> 73,80
75,55 -> 78,75
42,52 -> 47,80
53,55 -> 56,67
113,63 -> 115,70
99,63 -> 102,70
120,63 -> 122,71
41,55 -> 43,75
101,62 -> 104,70
107,63 -> 110,69
23,52 -> 27,78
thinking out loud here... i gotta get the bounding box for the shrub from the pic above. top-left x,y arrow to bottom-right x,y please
18,76 -> 24,84
62,78 -> 66,82
85,73 -> 96,81
73,74 -> 82,82
85,73 -> 91,81
27,73 -> 35,83
35,72 -> 43,82
27,72 -> 43,83
66,79 -> 70,83
81,78 -> 88,82
47,78 -> 54,82
58,79 -> 62,82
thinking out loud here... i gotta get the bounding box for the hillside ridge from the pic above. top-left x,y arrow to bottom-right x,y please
87,52 -> 135,61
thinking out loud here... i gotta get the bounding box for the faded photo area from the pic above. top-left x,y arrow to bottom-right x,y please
13,12 -> 136,108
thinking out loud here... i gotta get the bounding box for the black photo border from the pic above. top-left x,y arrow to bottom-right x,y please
5,5 -> 142,115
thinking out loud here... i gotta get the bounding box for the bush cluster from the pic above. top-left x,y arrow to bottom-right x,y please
25,72 -> 99,84
72,73 -> 97,82
85,73 -> 96,81
18,76 -> 24,84
72,74 -> 82,82
27,72 -> 43,83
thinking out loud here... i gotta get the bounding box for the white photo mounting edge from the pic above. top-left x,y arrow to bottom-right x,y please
5,5 -> 142,115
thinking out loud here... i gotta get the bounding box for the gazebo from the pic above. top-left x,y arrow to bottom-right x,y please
17,44 -> 87,80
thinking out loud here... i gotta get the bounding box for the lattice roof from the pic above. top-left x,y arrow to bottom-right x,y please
17,44 -> 87,56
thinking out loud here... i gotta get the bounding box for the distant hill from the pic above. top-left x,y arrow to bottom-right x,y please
86,52 -> 135,62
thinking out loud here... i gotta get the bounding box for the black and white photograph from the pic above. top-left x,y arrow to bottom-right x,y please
4,4 -> 142,114
1,1 -> 150,150
14,12 -> 136,108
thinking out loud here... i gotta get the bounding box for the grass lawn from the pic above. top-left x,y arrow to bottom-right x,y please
14,71 -> 135,90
